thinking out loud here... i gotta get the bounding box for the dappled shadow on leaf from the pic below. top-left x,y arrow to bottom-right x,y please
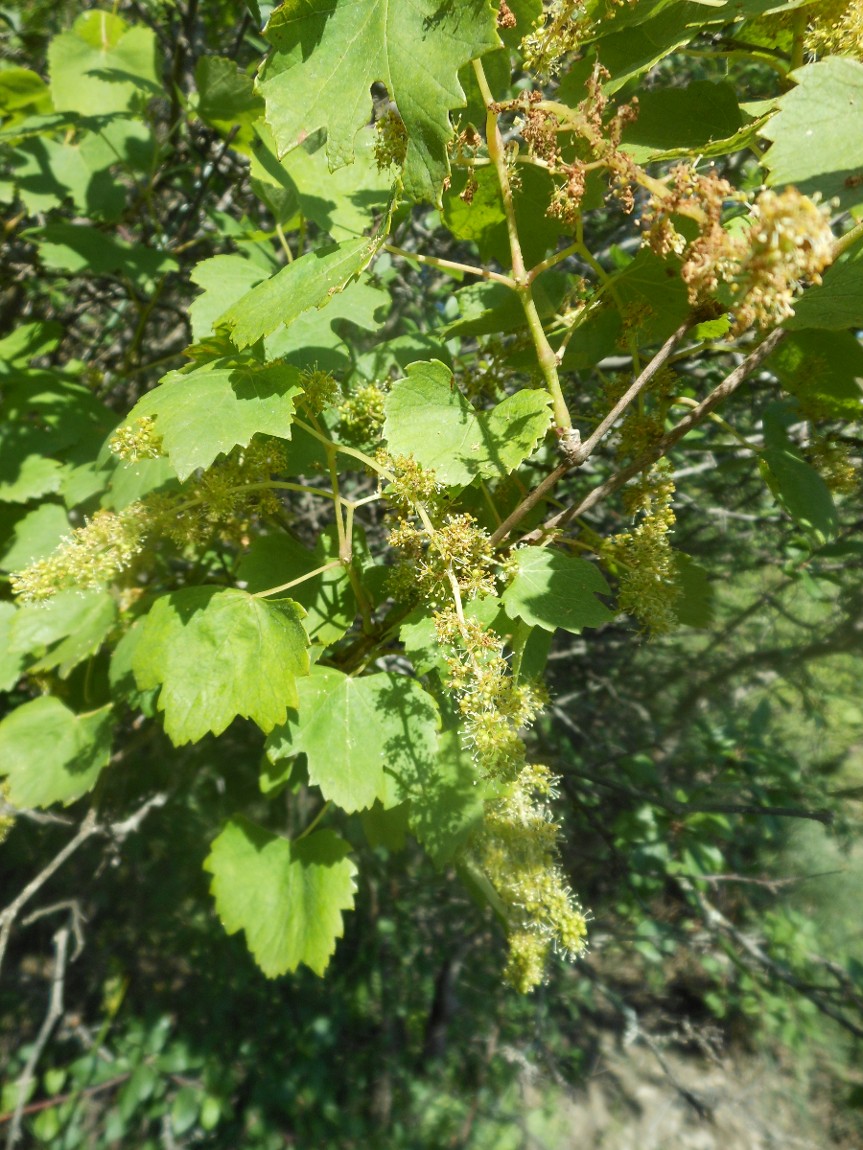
376,676 -> 485,866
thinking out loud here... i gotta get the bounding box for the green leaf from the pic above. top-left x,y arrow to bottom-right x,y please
440,276 -> 566,339
761,405 -> 838,539
251,124 -> 393,241
132,588 -> 310,745
123,359 -> 303,480
0,373 -> 116,502
0,320 -> 62,366
265,275 -> 389,366
0,697 -> 112,808
762,58 -> 863,212
443,164 -> 564,267
402,728 -> 493,867
12,589 -> 118,679
620,80 -> 742,162
219,237 -> 377,350
188,255 -> 268,343
260,0 -> 500,203
48,10 -> 159,116
0,502 -> 69,573
787,240 -> 863,331
0,602 -> 24,692
204,816 -> 357,977
611,249 -> 691,345
384,360 -> 551,487
194,55 -> 263,141
27,224 -> 177,285
265,668 -> 440,813
673,554 -> 715,629
502,548 -> 615,633
769,329 -> 863,417
761,449 -> 838,539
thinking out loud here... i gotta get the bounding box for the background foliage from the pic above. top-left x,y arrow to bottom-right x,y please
1,0 -> 862,1145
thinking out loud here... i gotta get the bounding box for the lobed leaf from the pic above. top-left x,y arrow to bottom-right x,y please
259,0 -> 500,204
204,816 -> 357,977
383,360 -> 551,487
133,587 -> 310,745
502,548 -> 615,634
265,668 -> 440,813
0,697 -> 113,808
123,359 -> 303,480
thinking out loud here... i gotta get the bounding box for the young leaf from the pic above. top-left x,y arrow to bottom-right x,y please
133,588 -> 310,745
123,359 -> 303,480
259,0 -> 500,203
502,548 -> 615,633
0,697 -> 113,808
264,668 -> 440,813
384,360 -> 551,486
204,816 -> 357,977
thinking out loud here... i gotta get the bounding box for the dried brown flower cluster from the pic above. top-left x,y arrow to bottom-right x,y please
643,169 -> 835,332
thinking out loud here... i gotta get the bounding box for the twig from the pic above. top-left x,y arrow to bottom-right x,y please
0,795 -> 168,978
0,811 -> 99,979
488,320 -> 692,547
526,326 -> 786,540
6,924 -> 71,1149
570,319 -> 693,467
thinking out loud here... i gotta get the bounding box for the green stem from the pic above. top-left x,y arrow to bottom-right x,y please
384,243 -> 515,289
252,560 -> 343,600
297,801 -> 331,841
292,417 -> 395,480
472,59 -> 572,433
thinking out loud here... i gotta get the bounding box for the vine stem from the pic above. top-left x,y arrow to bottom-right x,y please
472,59 -> 573,433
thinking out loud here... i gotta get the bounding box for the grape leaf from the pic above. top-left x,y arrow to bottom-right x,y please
259,0 -> 500,203
502,548 -> 615,633
218,237 -> 377,350
0,502 -> 69,573
204,816 -> 357,977
264,668 -> 440,813
12,589 -> 117,679
787,240 -> 863,331
760,403 -> 838,539
28,224 -> 177,285
251,124 -> 392,241
0,696 -> 113,808
133,587 -> 310,745
762,58 -> 863,212
620,80 -> 742,162
384,360 -> 551,487
123,359 -> 303,480
402,728 -> 494,867
769,330 -> 863,417
188,255 -> 267,342
48,10 -> 159,116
